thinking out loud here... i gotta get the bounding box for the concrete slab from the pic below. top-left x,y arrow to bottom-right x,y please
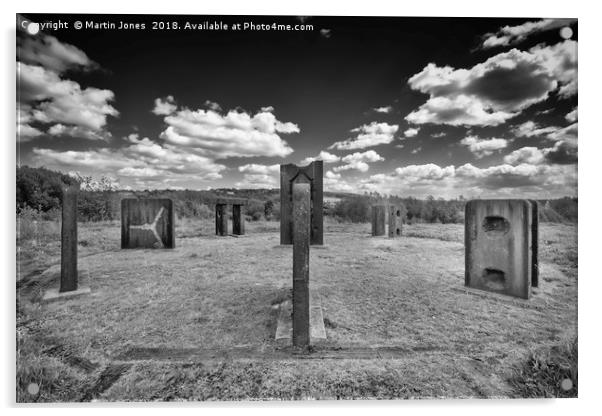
275,289 -> 327,344
42,286 -> 91,303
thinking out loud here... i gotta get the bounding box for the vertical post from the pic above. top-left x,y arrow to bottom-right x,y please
60,186 -> 78,293
388,205 -> 402,237
311,160 -> 324,245
371,205 -> 386,236
232,204 -> 245,235
530,200 -> 539,288
292,177 -> 311,347
215,204 -> 228,236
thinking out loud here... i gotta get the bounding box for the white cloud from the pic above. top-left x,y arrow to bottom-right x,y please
156,102 -> 298,158
18,62 -> 118,136
47,124 -> 111,141
204,100 -> 222,112
238,163 -> 280,175
333,150 -> 384,172
481,19 -> 576,49
503,147 -> 545,165
325,170 -> 341,179
512,120 -> 559,138
32,135 -> 226,187
405,43 -> 577,126
152,96 -> 177,115
373,106 -> 393,113
329,122 -> 399,150
395,163 -> 455,180
460,135 -> 509,158
260,106 -> 275,112
300,150 -> 341,165
565,107 -> 577,123
17,34 -> 96,73
404,127 -> 420,138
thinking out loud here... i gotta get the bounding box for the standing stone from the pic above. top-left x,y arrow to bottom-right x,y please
292,177 -> 311,347
388,204 -> 403,238
465,199 -> 532,299
529,200 -> 539,288
215,203 -> 228,237
232,204 -> 245,235
280,160 -> 323,245
121,199 -> 175,249
371,204 -> 386,236
60,186 -> 78,292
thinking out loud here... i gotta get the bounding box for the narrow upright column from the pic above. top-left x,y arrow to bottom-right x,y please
371,205 -> 386,236
388,205 -> 403,237
215,204 -> 228,236
292,177 -> 311,347
232,204 -> 245,235
60,186 -> 78,293
530,200 -> 539,288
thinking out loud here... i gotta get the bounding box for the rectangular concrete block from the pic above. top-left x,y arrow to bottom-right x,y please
60,186 -> 78,292
465,199 -> 532,299
388,204 -> 403,238
292,179 -> 311,347
371,205 -> 386,236
215,203 -> 228,237
232,204 -> 245,235
121,199 -> 175,249
280,160 -> 323,245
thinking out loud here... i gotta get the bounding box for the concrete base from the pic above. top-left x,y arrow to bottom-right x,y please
275,290 -> 327,344
273,245 -> 328,249
42,286 -> 91,303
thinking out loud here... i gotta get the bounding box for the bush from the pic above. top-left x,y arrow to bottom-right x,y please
246,200 -> 264,221
333,197 -> 371,223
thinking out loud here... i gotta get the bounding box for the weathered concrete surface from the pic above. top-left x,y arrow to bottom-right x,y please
232,204 -> 245,235
275,290 -> 327,344
292,179 -> 311,347
465,199 -> 532,299
371,205 -> 386,236
280,160 -> 323,245
42,286 -> 91,303
529,200 -> 539,288
215,204 -> 228,237
388,205 -> 403,238
60,186 -> 78,292
121,199 -> 175,249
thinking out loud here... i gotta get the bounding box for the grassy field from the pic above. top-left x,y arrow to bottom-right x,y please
16,218 -> 577,401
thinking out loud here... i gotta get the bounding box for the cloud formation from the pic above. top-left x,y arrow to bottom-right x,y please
236,163 -> 280,188
333,150 -> 384,172
17,62 -> 118,142
156,100 -> 299,158
480,18 -> 576,49
403,127 -> 420,138
405,41 -> 577,127
460,136 -> 509,158
17,34 -> 96,73
33,134 -> 226,187
300,150 -> 341,165
329,122 -> 399,150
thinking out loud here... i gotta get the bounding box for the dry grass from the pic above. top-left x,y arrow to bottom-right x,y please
16,219 -> 577,401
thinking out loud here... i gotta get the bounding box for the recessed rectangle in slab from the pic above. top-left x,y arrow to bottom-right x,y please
465,199 -> 532,299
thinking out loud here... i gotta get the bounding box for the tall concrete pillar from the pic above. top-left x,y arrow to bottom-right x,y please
371,205 -> 386,236
280,160 -> 323,245
529,200 -> 539,288
60,186 -> 78,292
388,204 -> 403,238
232,204 -> 245,235
215,203 -> 228,236
292,176 -> 311,347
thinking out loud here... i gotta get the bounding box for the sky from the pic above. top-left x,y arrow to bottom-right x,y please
16,14 -> 578,198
